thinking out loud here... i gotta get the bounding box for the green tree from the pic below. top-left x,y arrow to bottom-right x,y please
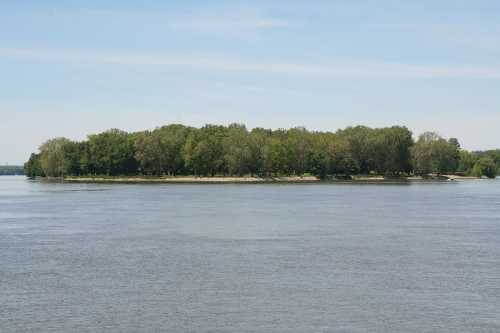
63,141 -> 85,175
472,157 -> 497,178
372,126 -> 413,175
309,132 -> 332,178
87,129 -> 137,175
474,150 -> 500,176
24,153 -> 44,178
431,138 -> 460,174
39,138 -> 73,177
248,128 -> 273,176
327,137 -> 359,175
134,131 -> 163,175
412,132 -> 460,175
267,130 -> 289,176
223,124 -> 251,176
284,127 -> 313,175
182,125 -> 226,176
457,150 -> 478,175
412,132 -> 439,174
337,126 -> 375,174
77,141 -> 91,176
157,124 -> 190,175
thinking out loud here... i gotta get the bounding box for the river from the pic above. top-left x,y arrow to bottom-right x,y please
1,176 -> 499,332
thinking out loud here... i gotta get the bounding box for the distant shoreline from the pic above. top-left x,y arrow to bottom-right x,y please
0,165 -> 24,176
54,175 -> 482,184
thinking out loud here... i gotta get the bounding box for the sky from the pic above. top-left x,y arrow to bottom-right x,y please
1,0 -> 500,164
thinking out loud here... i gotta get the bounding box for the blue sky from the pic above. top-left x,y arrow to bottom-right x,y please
1,0 -> 500,164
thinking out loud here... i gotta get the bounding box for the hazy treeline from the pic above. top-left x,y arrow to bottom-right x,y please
0,165 -> 24,176
24,124 -> 499,179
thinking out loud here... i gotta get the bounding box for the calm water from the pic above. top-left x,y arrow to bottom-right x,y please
1,176 -> 500,332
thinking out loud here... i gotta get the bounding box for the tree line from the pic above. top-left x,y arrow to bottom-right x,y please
0,165 -> 24,176
24,124 -> 499,179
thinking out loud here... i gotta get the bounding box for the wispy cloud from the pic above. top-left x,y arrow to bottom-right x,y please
1,47 -> 500,79
168,8 -> 292,39
167,13 -> 290,33
51,6 -> 291,36
373,20 -> 500,51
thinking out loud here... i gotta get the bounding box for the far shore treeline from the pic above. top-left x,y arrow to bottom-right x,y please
24,124 -> 499,179
0,165 -> 24,176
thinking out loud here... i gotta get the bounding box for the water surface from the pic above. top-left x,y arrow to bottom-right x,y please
1,176 -> 500,332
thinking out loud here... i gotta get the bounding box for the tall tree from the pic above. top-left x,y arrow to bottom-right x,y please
24,153 -> 44,178
39,138 -> 73,177
157,124 -> 190,175
267,130 -> 289,176
372,126 -> 413,175
337,126 -> 375,174
326,137 -> 359,175
87,129 -> 137,175
248,128 -> 273,176
284,127 -> 313,175
412,132 -> 437,174
412,132 -> 462,175
182,125 -> 226,176
457,150 -> 478,175
472,157 -> 497,178
223,124 -> 251,176
309,132 -> 332,178
134,131 -> 163,175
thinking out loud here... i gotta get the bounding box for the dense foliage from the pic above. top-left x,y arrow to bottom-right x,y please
24,124 -> 499,179
0,165 -> 24,175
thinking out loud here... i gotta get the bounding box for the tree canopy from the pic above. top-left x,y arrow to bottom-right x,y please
24,123 -> 499,179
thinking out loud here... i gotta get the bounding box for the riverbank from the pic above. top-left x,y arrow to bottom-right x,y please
63,176 -> 320,184
60,174 -> 481,184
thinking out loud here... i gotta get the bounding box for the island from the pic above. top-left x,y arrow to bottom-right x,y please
24,123 -> 499,182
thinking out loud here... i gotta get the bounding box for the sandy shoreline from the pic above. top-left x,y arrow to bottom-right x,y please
59,174 -> 481,184
63,176 -> 320,184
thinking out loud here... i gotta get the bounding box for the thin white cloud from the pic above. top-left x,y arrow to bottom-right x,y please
1,47 -> 500,79
168,16 -> 290,33
373,20 -> 500,51
49,6 -> 291,35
